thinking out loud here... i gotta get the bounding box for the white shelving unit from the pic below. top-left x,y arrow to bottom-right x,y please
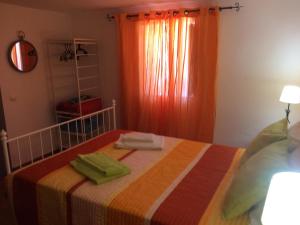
48,38 -> 101,120
72,38 -> 100,117
47,38 -> 102,147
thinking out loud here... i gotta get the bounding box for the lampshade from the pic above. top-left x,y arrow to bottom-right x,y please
279,85 -> 300,104
261,172 -> 300,225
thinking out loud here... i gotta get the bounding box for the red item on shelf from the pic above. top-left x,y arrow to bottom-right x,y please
56,97 -> 102,116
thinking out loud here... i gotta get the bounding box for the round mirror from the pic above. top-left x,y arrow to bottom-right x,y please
8,40 -> 38,73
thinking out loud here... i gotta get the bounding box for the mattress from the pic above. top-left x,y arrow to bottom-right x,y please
6,130 -> 249,225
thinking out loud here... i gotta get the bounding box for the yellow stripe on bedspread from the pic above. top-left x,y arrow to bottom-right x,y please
36,143 -> 132,225
37,166 -> 82,225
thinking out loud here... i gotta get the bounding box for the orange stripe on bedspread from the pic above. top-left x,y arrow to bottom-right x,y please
106,140 -> 208,225
12,130 -> 128,225
150,145 -> 238,225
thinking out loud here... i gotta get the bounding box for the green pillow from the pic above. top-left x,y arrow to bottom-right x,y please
288,121 -> 300,152
248,201 -> 265,225
240,118 -> 288,165
223,139 -> 290,219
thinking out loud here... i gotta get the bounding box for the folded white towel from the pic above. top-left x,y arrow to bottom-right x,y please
120,132 -> 155,143
115,135 -> 164,150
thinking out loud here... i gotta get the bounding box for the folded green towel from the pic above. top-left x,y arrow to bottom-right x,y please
70,153 -> 130,185
78,153 -> 124,177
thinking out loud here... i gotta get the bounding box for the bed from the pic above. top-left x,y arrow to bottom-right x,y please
2,101 -> 249,225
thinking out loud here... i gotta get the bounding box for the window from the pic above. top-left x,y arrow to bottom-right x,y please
143,17 -> 194,97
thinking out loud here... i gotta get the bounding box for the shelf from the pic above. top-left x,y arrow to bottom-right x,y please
77,64 -> 98,69
56,110 -> 80,116
74,38 -> 97,42
81,97 -> 101,103
74,41 -> 97,45
56,115 -> 76,120
48,38 -> 97,45
79,75 -> 98,81
49,37 -> 100,119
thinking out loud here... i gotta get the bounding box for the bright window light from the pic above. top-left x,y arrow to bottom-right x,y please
144,17 -> 194,97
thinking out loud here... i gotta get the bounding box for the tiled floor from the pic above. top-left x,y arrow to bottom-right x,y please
0,180 -> 15,225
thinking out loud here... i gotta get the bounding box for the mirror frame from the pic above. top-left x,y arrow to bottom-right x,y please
8,39 -> 38,73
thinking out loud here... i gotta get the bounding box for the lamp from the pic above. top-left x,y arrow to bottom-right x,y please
279,85 -> 300,122
261,172 -> 300,225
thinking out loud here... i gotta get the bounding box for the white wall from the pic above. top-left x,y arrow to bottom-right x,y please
70,11 -> 122,126
0,2 -> 73,137
212,0 -> 300,147
0,3 -> 120,138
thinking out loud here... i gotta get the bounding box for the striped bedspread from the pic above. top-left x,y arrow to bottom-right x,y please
6,130 -> 249,225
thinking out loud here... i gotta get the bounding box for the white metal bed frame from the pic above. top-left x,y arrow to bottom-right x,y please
1,100 -> 117,175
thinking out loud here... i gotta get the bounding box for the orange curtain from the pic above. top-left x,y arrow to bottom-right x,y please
118,9 -> 218,142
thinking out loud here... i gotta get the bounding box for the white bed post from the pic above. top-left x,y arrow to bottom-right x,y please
1,130 -> 11,174
112,99 -> 117,130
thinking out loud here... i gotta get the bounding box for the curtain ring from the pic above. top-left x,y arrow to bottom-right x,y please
184,10 -> 189,16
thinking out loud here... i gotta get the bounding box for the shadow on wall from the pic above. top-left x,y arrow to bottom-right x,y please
0,89 -> 7,178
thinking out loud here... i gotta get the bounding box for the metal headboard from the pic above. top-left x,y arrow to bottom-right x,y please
1,100 -> 117,174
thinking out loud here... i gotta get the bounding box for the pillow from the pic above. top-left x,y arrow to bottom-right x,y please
249,201 -> 265,225
223,139 -> 290,219
288,121 -> 300,151
289,147 -> 300,169
240,118 -> 288,165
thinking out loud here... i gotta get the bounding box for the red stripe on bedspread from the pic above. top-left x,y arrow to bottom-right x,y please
151,145 -> 237,225
13,130 -> 128,225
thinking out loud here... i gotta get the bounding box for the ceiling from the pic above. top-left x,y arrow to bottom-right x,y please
0,0 -> 210,12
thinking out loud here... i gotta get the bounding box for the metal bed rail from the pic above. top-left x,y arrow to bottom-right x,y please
1,100 -> 117,174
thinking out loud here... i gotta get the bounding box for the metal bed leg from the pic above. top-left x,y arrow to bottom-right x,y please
1,130 -> 11,174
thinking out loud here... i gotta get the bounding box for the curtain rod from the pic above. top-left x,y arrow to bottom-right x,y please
106,2 -> 243,21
